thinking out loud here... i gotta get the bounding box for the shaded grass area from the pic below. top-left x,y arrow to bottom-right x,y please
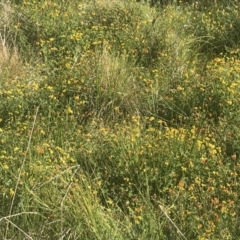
0,0 -> 240,239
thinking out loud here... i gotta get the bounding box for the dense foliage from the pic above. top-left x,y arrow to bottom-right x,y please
0,0 -> 240,239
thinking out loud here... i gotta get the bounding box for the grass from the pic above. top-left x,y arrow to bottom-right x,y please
0,0 -> 240,239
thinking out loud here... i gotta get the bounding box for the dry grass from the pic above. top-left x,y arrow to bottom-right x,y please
0,0 -> 22,76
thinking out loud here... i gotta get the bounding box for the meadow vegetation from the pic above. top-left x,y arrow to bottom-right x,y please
0,0 -> 240,239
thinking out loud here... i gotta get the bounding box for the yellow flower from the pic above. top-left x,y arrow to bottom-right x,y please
14,147 -> 20,152
198,237 -> 208,240
65,106 -> 73,114
197,140 -> 203,150
149,116 -> 155,121
9,188 -> 15,196
46,85 -> 53,91
176,85 -> 184,91
181,166 -> 187,172
3,163 -> 9,170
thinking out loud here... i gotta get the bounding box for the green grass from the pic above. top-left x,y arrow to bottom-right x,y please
0,0 -> 240,239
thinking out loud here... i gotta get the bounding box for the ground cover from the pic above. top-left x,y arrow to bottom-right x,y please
0,0 -> 240,239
